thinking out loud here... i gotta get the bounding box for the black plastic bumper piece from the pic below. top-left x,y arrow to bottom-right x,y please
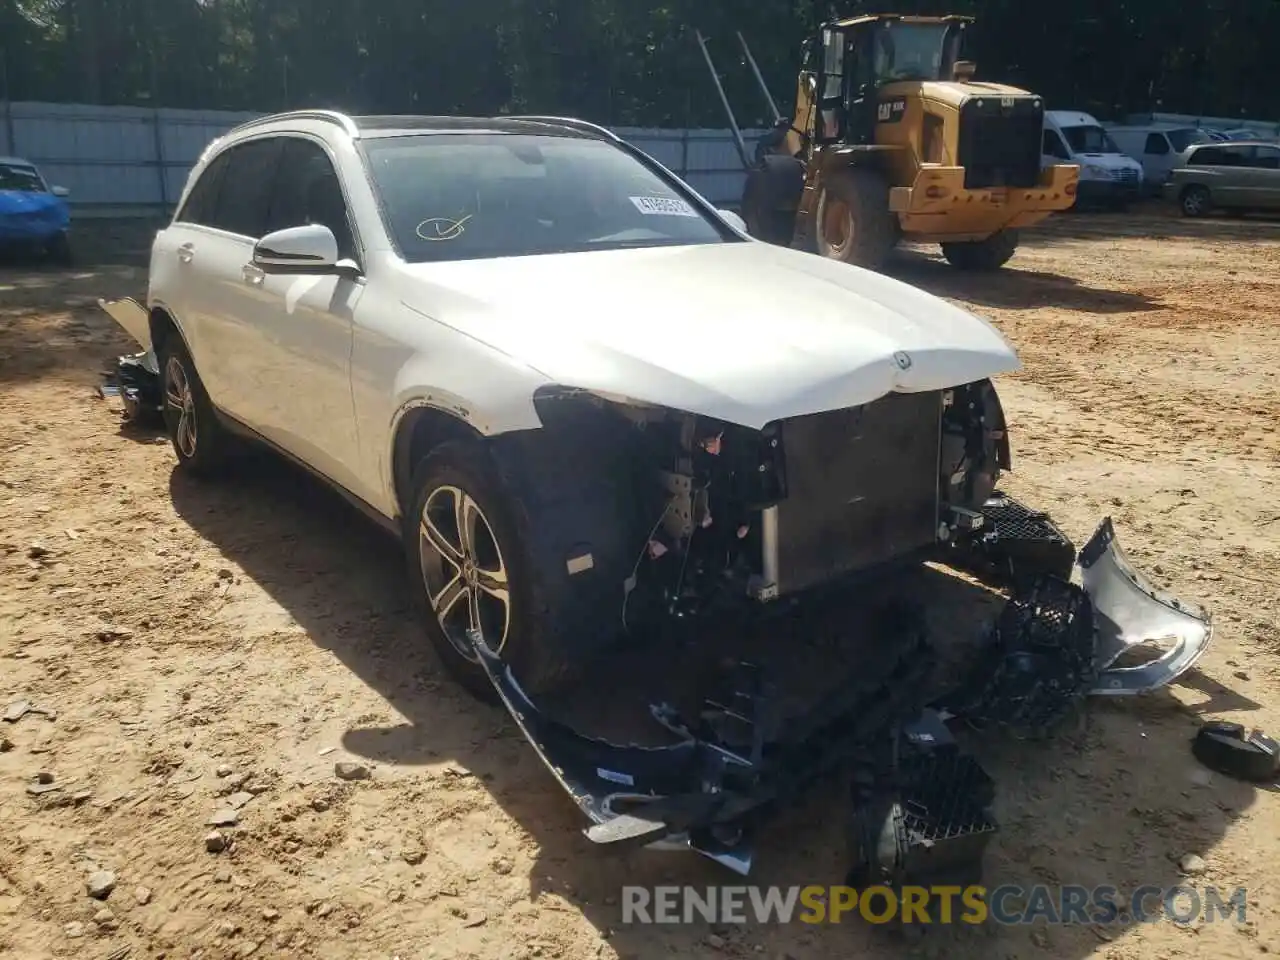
956,493 -> 1078,583
848,711 -> 998,893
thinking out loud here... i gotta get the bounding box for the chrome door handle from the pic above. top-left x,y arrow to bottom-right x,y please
176,243 -> 194,264
242,264 -> 265,286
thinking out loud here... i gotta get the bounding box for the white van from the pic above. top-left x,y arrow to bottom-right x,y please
1042,111 -> 1145,208
1106,125 -> 1215,190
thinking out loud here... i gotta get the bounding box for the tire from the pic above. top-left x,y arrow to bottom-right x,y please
406,440 -> 573,702
158,334 -> 232,476
940,229 -> 1020,272
742,155 -> 804,246
1180,185 -> 1210,218
45,232 -> 72,266
815,167 -> 898,270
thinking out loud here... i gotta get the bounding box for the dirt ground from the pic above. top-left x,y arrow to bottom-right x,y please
1,209 -> 1278,960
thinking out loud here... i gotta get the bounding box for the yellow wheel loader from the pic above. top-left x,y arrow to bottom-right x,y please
697,14 -> 1080,271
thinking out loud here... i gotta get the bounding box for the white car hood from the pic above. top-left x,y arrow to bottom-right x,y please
398,241 -> 1021,430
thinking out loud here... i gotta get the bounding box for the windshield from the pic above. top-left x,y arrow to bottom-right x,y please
1062,124 -> 1121,155
874,23 -> 950,82
1169,128 -> 1213,152
361,133 -> 732,263
0,162 -> 46,193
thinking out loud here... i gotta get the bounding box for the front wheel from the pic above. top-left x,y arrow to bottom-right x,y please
406,441 -> 573,701
941,229 -> 1020,272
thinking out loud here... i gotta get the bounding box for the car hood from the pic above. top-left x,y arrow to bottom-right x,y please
0,190 -> 66,217
397,241 -> 1021,429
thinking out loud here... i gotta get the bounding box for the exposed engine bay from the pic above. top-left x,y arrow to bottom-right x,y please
522,378 -> 1009,645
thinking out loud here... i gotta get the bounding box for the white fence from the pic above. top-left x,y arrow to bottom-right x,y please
0,100 -> 763,217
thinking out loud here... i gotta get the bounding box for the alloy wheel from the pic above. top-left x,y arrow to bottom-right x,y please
418,484 -> 511,661
164,355 -> 198,458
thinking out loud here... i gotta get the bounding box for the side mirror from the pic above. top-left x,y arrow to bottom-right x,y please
253,224 -> 339,274
717,209 -> 748,234
51,185 -> 70,198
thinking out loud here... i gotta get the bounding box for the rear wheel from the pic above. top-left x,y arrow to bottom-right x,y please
941,229 -> 1020,272
158,335 -> 232,476
815,167 -> 898,270
741,155 -> 804,246
1180,185 -> 1211,218
407,441 -> 572,702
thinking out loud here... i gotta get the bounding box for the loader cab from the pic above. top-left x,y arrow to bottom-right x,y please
810,15 -> 968,147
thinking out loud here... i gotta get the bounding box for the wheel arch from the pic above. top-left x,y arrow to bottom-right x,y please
1180,181 -> 1211,202
148,304 -> 184,355
391,404 -> 487,523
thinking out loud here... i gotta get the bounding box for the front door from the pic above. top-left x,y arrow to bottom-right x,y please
234,136 -> 365,495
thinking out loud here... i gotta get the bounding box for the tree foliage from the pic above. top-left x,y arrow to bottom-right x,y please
1,0 -> 1277,124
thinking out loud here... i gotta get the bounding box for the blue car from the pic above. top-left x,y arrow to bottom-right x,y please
0,156 -> 72,264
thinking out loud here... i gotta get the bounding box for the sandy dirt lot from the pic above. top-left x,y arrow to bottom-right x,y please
1,211 -> 1278,960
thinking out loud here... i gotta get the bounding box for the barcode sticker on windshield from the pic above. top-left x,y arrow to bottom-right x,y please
630,196 -> 698,217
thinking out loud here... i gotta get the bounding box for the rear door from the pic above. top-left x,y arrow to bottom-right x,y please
1244,145 -> 1280,210
171,136 -> 285,421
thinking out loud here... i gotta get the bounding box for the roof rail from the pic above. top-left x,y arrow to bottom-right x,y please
227,109 -> 360,138
506,115 -> 621,142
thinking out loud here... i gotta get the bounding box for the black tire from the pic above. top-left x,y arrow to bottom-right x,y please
45,232 -> 72,266
940,229 -> 1020,272
1180,185 -> 1211,218
814,167 -> 898,270
406,440 -> 573,702
158,334 -> 232,476
742,155 -> 804,246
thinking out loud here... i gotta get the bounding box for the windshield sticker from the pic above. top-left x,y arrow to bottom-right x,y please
416,215 -> 473,241
629,196 -> 698,218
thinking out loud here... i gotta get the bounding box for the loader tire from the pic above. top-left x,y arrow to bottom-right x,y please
815,167 -> 898,270
941,229 -> 1020,272
742,154 -> 805,247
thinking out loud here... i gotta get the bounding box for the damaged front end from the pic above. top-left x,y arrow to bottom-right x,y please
471,496 -> 1211,876
469,381 -> 1212,880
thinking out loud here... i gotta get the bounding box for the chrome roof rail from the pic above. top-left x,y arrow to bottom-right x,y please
505,115 -> 621,142
227,110 -> 360,138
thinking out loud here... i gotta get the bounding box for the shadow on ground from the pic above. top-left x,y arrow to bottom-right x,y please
1027,207 -> 1280,245
168,449 -> 1257,959
885,250 -> 1165,315
0,224 -> 149,385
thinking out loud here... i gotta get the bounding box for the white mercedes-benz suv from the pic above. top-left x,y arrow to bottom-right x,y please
101,110 -> 1207,717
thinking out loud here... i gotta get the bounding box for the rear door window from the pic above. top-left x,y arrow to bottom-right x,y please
176,152 -> 231,226
1249,146 -> 1280,170
206,137 -> 284,238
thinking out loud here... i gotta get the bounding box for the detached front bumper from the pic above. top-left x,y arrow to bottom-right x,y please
471,497 -> 1213,877
1078,517 -> 1213,694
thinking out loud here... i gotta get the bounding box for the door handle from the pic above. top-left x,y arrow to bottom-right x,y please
242,264 -> 265,286
176,243 -> 194,264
